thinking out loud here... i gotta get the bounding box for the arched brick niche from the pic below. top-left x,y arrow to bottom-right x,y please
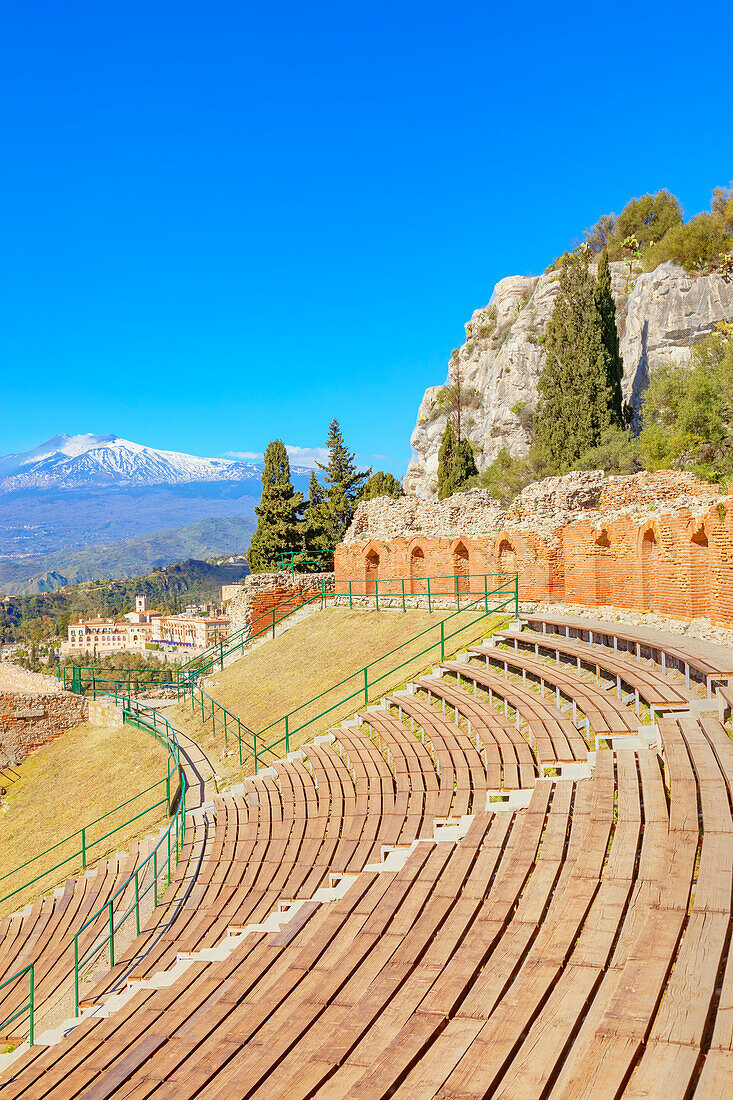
640,526 -> 659,611
497,538 -> 517,574
452,539 -> 470,593
689,526 -> 711,618
594,529 -> 612,606
364,546 -> 380,594
409,543 -> 426,594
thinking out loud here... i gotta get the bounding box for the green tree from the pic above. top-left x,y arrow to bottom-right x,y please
595,250 -> 624,424
639,325 -> 733,483
317,420 -> 370,547
358,471 -> 403,502
298,472 -> 332,566
437,423 -> 478,499
613,189 -> 683,251
247,440 -> 303,572
532,250 -> 618,469
430,351 -> 480,443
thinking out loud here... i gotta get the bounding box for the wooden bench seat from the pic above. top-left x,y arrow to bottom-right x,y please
442,660 -> 589,767
493,627 -> 694,716
473,641 -> 641,738
521,611 -> 733,694
414,676 -> 537,789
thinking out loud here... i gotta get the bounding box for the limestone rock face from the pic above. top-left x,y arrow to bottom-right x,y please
404,262 -> 733,499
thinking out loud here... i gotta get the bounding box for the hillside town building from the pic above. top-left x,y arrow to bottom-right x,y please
61,595 -> 230,656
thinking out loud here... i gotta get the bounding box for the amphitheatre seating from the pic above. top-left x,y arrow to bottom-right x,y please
412,675 -> 537,789
3,613 -> 733,1096
0,836 -> 160,1043
522,610 -> 733,694
441,659 -> 589,770
494,626 -> 695,718
472,638 -> 643,739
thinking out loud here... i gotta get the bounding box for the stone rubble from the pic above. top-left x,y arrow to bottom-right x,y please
344,470 -> 727,545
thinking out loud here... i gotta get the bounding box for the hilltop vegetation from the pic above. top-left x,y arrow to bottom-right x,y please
576,185 -> 733,275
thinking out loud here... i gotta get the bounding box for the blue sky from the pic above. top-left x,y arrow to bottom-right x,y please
1,1 -> 732,477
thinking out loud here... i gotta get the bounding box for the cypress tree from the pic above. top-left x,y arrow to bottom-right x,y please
247,440 -> 303,572
595,250 -> 624,424
437,422 -> 456,500
437,425 -> 477,499
317,419 -> 369,546
300,472 -> 330,558
531,250 -> 614,469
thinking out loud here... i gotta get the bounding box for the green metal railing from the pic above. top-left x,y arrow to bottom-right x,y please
0,697 -> 185,1044
333,571 -> 519,615
180,578 -> 333,678
0,964 -> 33,1046
185,682 -> 256,767
249,577 -> 517,770
277,550 -> 335,576
58,664 -> 182,699
73,705 -> 187,1017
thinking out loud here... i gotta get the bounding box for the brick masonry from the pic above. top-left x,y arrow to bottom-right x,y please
229,572 -> 335,637
335,472 -> 733,626
0,683 -> 88,767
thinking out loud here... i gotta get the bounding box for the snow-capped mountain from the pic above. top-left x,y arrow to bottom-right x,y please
0,434 -> 265,491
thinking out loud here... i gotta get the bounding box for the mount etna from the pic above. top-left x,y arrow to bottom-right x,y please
0,434 -> 310,594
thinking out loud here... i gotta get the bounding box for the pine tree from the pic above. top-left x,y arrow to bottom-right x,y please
247,440 -> 303,572
317,420 -> 370,547
531,250 -> 614,470
595,250 -> 624,424
438,423 -> 478,500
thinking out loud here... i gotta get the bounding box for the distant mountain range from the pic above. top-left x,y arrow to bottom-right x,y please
0,433 -> 308,593
0,433 -> 278,491
0,516 -> 256,595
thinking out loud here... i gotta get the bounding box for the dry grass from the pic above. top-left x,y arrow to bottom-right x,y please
168,606 -> 508,783
0,721 -> 169,918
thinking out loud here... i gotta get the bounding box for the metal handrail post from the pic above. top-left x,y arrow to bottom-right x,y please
401,579 -> 406,612
285,714 -> 289,754
440,620 -> 445,662
427,576 -> 431,613
28,964 -> 34,1046
364,667 -> 368,707
108,901 -> 114,968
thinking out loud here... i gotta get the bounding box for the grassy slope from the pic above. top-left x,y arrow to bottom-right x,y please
169,606 -> 508,783
0,721 -> 168,917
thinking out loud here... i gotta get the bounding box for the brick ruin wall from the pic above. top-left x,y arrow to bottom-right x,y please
335,472 -> 733,626
228,572 -> 335,637
0,664 -> 88,767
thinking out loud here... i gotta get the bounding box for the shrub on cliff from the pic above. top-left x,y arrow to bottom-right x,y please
642,205 -> 733,274
474,448 -> 535,504
639,325 -> 733,484
247,440 -> 303,572
532,250 -> 621,469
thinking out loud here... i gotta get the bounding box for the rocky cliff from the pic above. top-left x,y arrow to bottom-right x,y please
404,262 -> 733,498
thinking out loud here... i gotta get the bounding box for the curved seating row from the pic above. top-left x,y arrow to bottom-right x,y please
0,837 -> 160,1044
2,610 -> 733,1096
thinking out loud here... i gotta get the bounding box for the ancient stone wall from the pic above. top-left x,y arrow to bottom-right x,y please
0,678 -> 88,767
335,472 -> 733,625
228,572 -> 335,636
